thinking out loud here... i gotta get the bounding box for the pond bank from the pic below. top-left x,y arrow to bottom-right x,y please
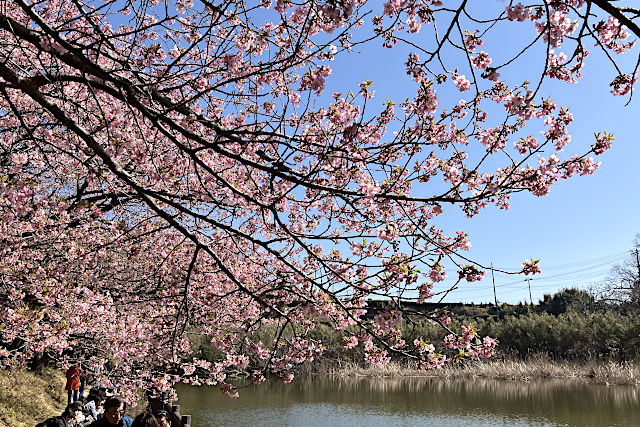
317,358 -> 640,385
2,358 -> 639,426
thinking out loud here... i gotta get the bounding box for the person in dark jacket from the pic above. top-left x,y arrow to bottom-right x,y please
78,364 -> 88,399
152,411 -> 170,427
87,386 -> 110,407
36,418 -> 65,427
130,411 -> 159,427
87,396 -> 133,427
37,402 -> 84,427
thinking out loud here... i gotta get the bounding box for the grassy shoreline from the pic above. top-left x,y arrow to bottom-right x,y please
318,357 -> 640,385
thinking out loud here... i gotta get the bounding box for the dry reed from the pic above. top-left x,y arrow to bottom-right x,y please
318,357 -> 640,385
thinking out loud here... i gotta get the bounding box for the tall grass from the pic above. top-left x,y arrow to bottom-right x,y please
321,357 -> 640,385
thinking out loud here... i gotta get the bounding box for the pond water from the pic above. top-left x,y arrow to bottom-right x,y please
175,376 -> 640,426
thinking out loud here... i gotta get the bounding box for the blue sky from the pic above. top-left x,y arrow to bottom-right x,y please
140,0 -> 638,304
313,2 -> 640,304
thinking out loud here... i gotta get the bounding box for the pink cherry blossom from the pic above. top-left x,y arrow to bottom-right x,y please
453,74 -> 471,91
522,259 -> 542,275
471,51 -> 492,70
0,0 -> 636,397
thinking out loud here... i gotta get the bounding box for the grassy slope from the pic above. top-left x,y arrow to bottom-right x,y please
0,368 -> 147,427
0,367 -> 67,427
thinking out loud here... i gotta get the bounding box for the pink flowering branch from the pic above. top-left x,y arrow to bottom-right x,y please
0,0 -> 638,396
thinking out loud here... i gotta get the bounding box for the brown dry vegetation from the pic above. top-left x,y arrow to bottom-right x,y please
0,367 -> 66,427
322,356 -> 640,385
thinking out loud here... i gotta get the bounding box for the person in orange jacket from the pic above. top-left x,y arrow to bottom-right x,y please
65,364 -> 83,405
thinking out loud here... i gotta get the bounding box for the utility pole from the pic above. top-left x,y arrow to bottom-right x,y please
491,263 -> 498,306
633,249 -> 640,303
527,278 -> 533,305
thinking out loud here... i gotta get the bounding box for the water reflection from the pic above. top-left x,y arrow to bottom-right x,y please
176,376 -> 640,426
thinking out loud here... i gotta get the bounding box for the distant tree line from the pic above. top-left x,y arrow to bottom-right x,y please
189,286 -> 640,367
190,237 -> 640,368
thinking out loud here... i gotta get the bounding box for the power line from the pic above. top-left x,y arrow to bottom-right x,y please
435,250 -> 630,302
448,268 -> 612,294
438,251 -> 626,276
534,251 -> 628,270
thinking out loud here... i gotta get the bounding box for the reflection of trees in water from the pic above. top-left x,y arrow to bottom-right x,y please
293,376 -> 640,418
178,376 -> 640,425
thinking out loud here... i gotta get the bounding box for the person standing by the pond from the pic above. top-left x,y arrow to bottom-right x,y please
65,364 -> 83,405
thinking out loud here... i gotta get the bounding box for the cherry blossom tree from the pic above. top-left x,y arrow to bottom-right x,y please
0,0 -> 638,397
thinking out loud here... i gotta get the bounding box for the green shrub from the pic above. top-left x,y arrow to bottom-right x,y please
188,305 -> 640,366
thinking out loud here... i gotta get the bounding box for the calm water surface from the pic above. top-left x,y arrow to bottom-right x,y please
175,376 -> 640,426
